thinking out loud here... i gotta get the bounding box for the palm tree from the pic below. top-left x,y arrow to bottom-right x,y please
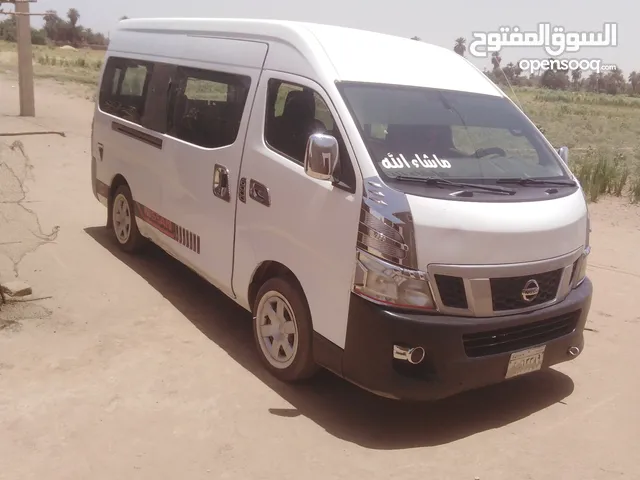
571,69 -> 582,89
67,8 -> 80,28
491,51 -> 502,70
67,8 -> 80,43
454,37 -> 466,56
628,71 -> 639,94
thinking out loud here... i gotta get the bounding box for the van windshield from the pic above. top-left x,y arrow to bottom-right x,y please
338,83 -> 568,184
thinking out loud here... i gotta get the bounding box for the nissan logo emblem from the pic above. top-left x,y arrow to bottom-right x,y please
521,279 -> 540,302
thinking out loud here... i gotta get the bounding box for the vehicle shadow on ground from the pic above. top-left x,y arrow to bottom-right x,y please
85,226 -> 575,450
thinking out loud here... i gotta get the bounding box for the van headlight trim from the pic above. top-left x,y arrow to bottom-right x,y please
352,249 -> 436,311
572,213 -> 591,288
572,246 -> 590,288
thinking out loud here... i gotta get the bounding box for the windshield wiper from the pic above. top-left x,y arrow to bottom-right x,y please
394,175 -> 516,195
496,177 -> 577,187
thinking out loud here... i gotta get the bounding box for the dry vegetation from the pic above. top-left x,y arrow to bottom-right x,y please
0,40 -> 103,85
1,40 -> 639,203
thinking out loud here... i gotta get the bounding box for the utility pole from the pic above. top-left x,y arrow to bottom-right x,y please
1,0 -> 41,116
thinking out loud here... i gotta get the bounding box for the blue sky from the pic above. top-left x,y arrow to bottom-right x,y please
28,0 -> 637,75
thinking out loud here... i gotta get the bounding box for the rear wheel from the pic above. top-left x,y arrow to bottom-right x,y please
110,184 -> 147,253
252,276 -> 319,382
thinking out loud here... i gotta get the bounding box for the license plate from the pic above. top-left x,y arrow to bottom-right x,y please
505,345 -> 546,379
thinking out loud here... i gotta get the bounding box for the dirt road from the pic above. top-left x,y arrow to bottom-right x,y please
1,73 -> 638,480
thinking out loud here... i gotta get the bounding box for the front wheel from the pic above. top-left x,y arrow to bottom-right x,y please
252,276 -> 319,382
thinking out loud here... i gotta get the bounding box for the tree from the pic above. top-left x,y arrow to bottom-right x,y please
91,31 -> 107,46
453,37 -> 466,57
482,68 -> 499,85
8,5 -> 109,46
501,62 -> 523,85
585,72 -> 604,93
67,8 -> 80,44
43,10 -> 64,41
0,16 -> 17,42
571,69 -> 582,90
31,28 -> 47,45
67,8 -> 80,28
540,59 -> 570,90
491,51 -> 502,71
604,69 -> 625,95
629,71 -> 640,94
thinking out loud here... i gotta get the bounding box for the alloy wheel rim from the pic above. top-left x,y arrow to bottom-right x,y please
256,291 -> 299,369
113,193 -> 132,244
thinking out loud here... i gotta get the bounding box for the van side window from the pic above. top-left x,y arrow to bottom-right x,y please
265,79 -> 356,191
167,67 -> 251,149
99,57 -> 154,125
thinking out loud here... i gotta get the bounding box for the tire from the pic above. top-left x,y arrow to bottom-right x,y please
110,184 -> 147,253
252,276 -> 320,382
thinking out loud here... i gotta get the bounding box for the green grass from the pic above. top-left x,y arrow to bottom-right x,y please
503,87 -> 640,203
1,40 -> 639,203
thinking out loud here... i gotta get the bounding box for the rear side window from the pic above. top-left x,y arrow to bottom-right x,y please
99,57 -> 154,125
167,67 -> 251,148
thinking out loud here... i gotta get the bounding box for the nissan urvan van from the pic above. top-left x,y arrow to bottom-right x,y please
91,18 -> 592,401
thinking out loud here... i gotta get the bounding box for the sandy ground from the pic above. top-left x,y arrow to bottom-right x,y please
0,72 -> 639,480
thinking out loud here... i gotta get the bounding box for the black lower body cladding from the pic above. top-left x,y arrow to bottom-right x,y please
315,278 -> 592,401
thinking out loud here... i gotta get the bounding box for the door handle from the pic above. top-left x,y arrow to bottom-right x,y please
249,179 -> 270,207
213,164 -> 231,202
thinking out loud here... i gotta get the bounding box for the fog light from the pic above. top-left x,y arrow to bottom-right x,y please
568,346 -> 581,357
393,345 -> 426,365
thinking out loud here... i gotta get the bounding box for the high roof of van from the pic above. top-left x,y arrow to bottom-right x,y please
113,18 -> 502,97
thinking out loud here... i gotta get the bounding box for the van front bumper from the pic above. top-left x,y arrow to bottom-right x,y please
338,278 -> 592,401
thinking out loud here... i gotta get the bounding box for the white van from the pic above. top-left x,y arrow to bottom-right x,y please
91,18 -> 592,401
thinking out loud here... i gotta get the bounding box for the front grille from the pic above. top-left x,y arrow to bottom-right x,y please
435,274 -> 468,309
490,269 -> 562,311
462,310 -> 580,358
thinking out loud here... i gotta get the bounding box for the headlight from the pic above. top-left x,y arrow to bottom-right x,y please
585,209 -> 591,248
352,250 -> 436,310
572,246 -> 590,288
572,212 -> 591,288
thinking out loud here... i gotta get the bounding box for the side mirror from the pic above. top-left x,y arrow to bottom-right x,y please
557,146 -> 569,164
304,133 -> 339,182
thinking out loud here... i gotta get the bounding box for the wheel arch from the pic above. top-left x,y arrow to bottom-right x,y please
248,261 -> 309,319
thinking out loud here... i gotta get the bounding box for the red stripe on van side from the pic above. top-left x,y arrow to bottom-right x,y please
134,202 -> 176,240
133,201 -> 201,254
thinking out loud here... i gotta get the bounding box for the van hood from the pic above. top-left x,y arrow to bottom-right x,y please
405,191 -> 588,268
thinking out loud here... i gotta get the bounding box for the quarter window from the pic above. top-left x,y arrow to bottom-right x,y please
99,57 -> 153,125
